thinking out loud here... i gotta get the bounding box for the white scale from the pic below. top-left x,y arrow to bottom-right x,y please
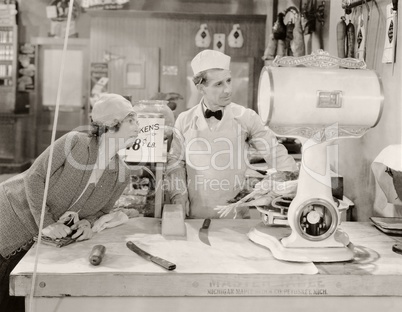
248,50 -> 384,262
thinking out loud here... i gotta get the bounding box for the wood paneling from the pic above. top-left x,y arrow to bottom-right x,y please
89,12 -> 265,110
107,46 -> 160,101
129,0 -> 269,15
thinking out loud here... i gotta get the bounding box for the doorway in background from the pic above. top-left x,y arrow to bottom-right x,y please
34,38 -> 89,156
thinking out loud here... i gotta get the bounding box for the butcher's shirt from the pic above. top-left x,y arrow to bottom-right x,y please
166,102 -> 298,199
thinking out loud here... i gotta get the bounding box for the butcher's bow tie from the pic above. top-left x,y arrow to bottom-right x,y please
205,109 -> 223,120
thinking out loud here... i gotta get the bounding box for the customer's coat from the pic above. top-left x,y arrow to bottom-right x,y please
0,131 -> 131,257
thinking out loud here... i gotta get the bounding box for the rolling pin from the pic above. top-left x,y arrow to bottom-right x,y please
89,245 -> 106,266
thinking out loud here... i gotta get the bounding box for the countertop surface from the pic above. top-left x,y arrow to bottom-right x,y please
10,218 -> 402,297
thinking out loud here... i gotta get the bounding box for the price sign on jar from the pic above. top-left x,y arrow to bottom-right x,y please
125,100 -> 174,163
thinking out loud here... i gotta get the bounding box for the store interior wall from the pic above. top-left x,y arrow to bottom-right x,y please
327,1 -> 401,221
18,0 -> 91,41
16,0 -> 402,221
262,0 -> 401,221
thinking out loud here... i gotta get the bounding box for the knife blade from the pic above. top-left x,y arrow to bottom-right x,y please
198,218 -> 211,246
126,241 -> 176,270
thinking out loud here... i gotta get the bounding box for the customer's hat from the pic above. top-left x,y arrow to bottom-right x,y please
191,49 -> 231,75
91,93 -> 134,126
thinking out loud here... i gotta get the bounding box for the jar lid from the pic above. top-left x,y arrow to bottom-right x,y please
138,100 -> 169,105
137,113 -> 164,118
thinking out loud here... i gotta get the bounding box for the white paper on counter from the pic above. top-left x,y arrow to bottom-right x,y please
13,218 -> 317,275
372,145 -> 402,216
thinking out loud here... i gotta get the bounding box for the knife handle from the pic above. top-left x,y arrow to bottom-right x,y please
151,256 -> 176,271
202,218 -> 211,229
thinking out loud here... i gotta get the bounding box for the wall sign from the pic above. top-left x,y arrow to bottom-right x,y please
162,65 -> 178,76
195,24 -> 211,48
228,24 -> 244,48
125,62 -> 145,88
90,62 -> 108,105
125,115 -> 166,163
213,33 -> 225,53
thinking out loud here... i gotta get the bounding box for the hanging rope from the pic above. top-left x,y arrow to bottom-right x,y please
28,0 -> 75,311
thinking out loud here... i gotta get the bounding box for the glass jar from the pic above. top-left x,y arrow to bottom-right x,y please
133,100 -> 175,140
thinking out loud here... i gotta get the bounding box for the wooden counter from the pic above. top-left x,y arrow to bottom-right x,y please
10,218 -> 402,312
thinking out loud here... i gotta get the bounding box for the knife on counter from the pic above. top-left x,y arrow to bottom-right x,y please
198,218 -> 211,246
126,241 -> 176,271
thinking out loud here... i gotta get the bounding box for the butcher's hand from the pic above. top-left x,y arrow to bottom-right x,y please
42,222 -> 72,240
70,219 -> 93,241
171,194 -> 190,217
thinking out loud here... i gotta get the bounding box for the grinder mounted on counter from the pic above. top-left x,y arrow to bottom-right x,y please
248,50 -> 384,262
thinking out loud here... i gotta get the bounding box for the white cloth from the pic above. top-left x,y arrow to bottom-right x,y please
92,211 -> 129,233
373,145 -> 402,171
57,211 -> 80,225
372,144 -> 402,216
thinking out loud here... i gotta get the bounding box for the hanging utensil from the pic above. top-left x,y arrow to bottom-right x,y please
316,1 -> 326,50
337,16 -> 347,58
356,9 -> 366,60
346,18 -> 356,58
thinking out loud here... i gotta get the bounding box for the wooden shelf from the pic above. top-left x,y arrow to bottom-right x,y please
30,37 -> 89,46
0,24 -> 16,113
0,112 -> 29,117
87,9 -> 266,21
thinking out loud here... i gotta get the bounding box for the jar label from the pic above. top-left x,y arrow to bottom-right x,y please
125,116 -> 166,163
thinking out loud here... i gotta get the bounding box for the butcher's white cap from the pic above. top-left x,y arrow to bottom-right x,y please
191,49 -> 230,75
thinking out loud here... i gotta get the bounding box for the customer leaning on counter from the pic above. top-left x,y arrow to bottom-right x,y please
0,93 -> 139,312
167,49 -> 297,219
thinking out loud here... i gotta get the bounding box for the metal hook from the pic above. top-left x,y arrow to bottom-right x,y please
364,0 -> 370,14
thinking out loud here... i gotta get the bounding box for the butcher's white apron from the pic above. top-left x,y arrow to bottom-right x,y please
184,112 -> 249,219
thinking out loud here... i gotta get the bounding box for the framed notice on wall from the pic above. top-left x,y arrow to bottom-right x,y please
90,63 -> 108,94
90,62 -> 108,107
125,62 -> 145,89
42,48 -> 83,107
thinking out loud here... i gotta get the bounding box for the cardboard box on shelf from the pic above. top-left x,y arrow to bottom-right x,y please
49,20 -> 77,38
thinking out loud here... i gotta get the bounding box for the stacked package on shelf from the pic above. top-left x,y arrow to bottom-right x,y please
0,1 -> 16,93
0,1 -> 17,26
46,0 -> 79,38
81,0 -> 129,10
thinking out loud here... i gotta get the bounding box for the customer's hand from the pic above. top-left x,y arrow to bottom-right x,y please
42,222 -> 72,239
171,194 -> 190,217
70,219 -> 93,241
